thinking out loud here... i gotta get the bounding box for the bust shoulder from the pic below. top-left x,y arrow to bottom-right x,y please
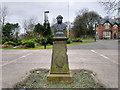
52,23 -> 58,28
61,23 -> 67,27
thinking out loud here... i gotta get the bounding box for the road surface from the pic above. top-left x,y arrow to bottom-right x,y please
1,40 -> 118,88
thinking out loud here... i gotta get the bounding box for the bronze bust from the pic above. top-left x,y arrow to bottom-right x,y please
52,15 -> 67,36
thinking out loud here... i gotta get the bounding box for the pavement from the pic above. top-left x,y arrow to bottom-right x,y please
1,40 -> 118,88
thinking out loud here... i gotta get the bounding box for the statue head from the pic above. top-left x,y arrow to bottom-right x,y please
56,15 -> 63,24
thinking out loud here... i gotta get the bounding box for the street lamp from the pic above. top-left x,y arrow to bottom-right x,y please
44,10 -> 49,49
67,21 -> 70,38
44,11 -> 49,24
94,21 -> 98,42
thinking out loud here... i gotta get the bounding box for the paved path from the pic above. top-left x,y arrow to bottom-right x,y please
1,40 -> 118,88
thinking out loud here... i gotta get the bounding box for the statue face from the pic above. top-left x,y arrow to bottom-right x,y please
57,18 -> 62,24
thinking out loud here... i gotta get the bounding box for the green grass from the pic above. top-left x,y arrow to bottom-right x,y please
1,45 -> 53,50
1,41 -> 95,50
67,41 -> 95,46
14,69 -> 103,88
119,40 -> 120,43
82,39 -> 94,40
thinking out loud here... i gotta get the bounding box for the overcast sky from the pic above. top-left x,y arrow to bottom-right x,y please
1,0 -> 110,33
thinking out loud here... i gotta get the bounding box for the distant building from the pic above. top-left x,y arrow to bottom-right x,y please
95,18 -> 120,39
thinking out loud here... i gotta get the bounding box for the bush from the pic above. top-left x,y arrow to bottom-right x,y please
12,38 -> 19,43
33,35 -> 54,45
40,37 -> 45,45
72,38 -> 82,42
34,37 -> 41,44
67,38 -> 72,44
2,40 -> 7,44
101,37 -> 103,39
46,36 -> 53,45
4,41 -> 17,46
22,40 -> 35,48
17,41 -> 22,46
72,38 -> 79,42
77,38 -> 83,42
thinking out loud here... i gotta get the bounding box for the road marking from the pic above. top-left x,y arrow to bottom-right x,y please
91,50 -> 97,54
90,50 -> 118,64
1,53 -> 33,67
99,54 -> 110,59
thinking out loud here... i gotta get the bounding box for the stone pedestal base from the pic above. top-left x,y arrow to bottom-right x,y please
47,72 -> 73,83
47,36 -> 73,83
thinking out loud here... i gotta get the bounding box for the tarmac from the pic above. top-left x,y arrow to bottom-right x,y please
1,40 -> 118,88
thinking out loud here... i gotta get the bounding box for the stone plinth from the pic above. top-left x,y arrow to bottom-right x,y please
47,37 -> 72,83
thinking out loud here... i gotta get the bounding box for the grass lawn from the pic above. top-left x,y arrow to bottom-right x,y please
14,69 -> 103,88
1,41 -> 95,50
67,41 -> 95,46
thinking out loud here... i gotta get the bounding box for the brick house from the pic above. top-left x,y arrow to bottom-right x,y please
95,18 -> 120,39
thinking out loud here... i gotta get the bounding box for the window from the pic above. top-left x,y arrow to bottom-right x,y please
114,25 -> 117,29
105,23 -> 109,29
103,32 -> 111,37
108,32 -> 110,36
103,32 -> 106,37
106,32 -> 110,36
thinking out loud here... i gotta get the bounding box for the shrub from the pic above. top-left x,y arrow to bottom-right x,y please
40,37 -> 46,45
34,37 -> 41,44
4,41 -> 17,46
77,38 -> 83,42
22,40 -> 35,48
72,38 -> 79,42
12,38 -> 19,43
47,36 -> 53,45
2,40 -> 7,44
101,37 -> 103,39
72,38 -> 82,42
16,41 -> 22,46
27,41 -> 35,48
67,38 -> 72,44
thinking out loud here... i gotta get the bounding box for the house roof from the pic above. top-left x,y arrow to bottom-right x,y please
99,18 -> 119,26
102,20 -> 112,26
113,22 -> 119,26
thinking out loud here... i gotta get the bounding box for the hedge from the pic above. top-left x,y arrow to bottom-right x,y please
4,41 -> 17,46
22,40 -> 35,48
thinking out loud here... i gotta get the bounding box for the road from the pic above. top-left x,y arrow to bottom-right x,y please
1,40 -> 118,88
68,40 -> 118,50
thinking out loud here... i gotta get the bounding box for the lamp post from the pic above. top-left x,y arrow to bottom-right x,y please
67,21 -> 70,38
44,10 -> 49,49
94,21 -> 98,42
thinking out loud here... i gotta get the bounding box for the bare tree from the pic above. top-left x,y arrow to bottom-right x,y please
23,17 -> 37,39
76,8 -> 89,16
51,18 -> 56,26
0,5 -> 2,41
0,5 -> 2,27
1,5 -> 8,26
98,0 -> 120,16
23,17 -> 36,32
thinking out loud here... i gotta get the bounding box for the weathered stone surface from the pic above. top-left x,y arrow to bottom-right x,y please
51,37 -> 69,73
47,36 -> 73,83
47,71 -> 73,83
